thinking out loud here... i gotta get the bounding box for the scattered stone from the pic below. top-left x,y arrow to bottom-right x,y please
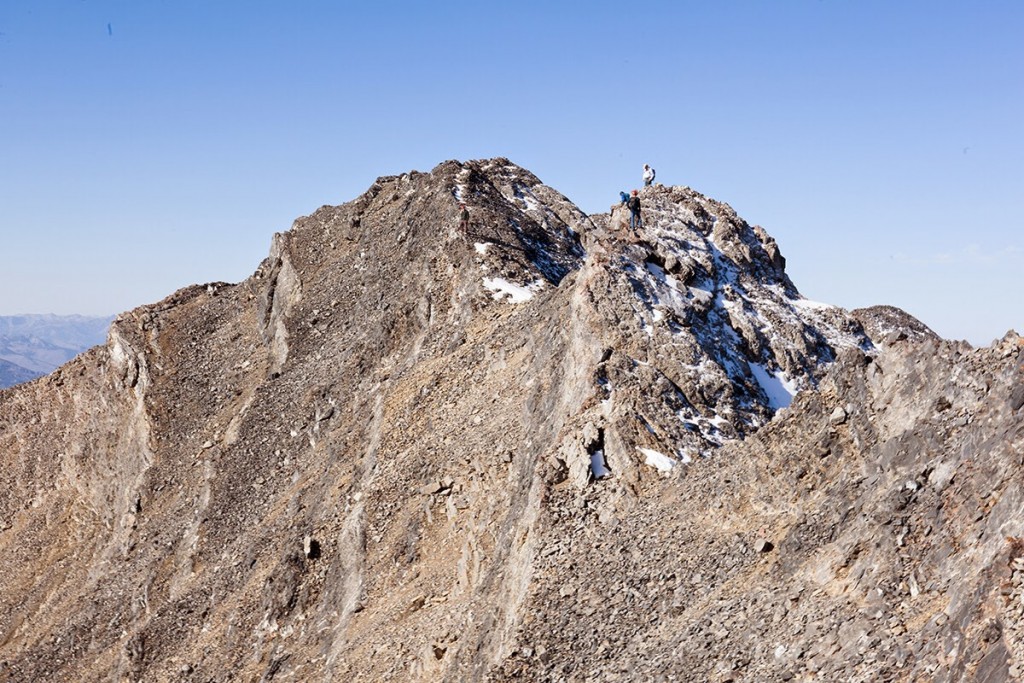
419,480 -> 451,495
829,407 -> 848,425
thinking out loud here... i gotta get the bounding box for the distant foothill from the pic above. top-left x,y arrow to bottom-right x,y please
0,314 -> 113,389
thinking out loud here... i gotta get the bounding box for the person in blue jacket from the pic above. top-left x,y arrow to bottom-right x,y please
627,190 -> 643,231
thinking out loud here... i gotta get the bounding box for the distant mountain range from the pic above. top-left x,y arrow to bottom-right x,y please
0,314 -> 113,388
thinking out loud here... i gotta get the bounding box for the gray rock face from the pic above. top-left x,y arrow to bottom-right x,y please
0,158 -> 1020,682
852,305 -> 940,346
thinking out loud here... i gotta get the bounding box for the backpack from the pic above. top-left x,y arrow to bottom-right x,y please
628,196 -> 641,212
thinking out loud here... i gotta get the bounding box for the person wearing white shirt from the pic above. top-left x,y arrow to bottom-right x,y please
643,164 -> 656,186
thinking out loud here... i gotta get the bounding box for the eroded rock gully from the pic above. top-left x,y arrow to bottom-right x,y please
0,158 -> 1021,682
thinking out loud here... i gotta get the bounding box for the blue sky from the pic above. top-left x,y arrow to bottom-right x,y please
1,2 -> 1021,345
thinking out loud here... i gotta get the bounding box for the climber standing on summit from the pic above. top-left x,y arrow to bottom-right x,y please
627,190 -> 643,232
643,163 -> 656,187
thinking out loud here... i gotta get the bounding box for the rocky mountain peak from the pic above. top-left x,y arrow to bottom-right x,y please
246,157 -> 876,468
1,158 -> 1020,682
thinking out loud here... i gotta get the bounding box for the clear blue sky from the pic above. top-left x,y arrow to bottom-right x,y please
1,1 -> 1021,345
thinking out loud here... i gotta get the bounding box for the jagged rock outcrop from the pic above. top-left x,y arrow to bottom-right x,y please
852,304 -> 940,345
0,159 -> 1020,682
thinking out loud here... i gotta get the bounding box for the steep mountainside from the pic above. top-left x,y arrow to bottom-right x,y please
0,159 -> 1021,682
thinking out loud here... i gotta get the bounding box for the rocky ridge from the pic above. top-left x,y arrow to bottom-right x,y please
0,158 -> 1021,682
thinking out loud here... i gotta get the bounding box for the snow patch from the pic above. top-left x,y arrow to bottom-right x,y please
482,277 -> 544,303
749,362 -> 798,410
454,168 -> 471,202
688,287 -> 714,306
521,193 -> 541,212
709,414 -> 731,429
646,261 -> 667,282
791,297 -> 834,311
474,242 -> 491,255
645,262 -> 681,291
590,450 -> 611,479
638,447 -> 674,473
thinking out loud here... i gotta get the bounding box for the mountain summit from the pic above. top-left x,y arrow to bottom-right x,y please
1,159 -> 1021,682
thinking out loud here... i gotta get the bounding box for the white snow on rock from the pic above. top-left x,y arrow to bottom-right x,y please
453,167 -> 471,202
590,450 -> 611,479
520,192 -> 542,212
645,262 -> 681,290
638,447 -> 675,473
688,287 -> 714,307
482,277 -> 544,303
607,184 -> 875,465
790,297 -> 834,311
749,362 -> 798,410
457,174 -> 872,465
